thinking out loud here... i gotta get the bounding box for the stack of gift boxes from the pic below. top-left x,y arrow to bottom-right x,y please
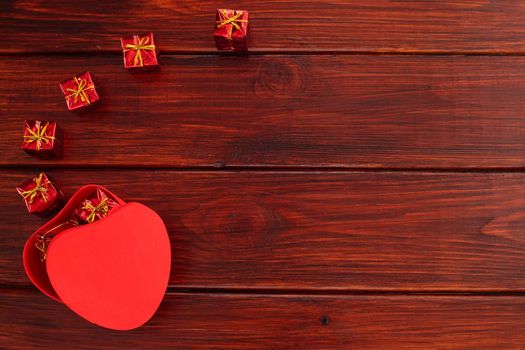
17,9 -> 250,257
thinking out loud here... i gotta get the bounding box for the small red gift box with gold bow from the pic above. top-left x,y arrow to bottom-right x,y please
120,33 -> 159,69
59,72 -> 100,111
214,9 -> 249,51
74,188 -> 119,224
16,173 -> 65,214
21,120 -> 63,158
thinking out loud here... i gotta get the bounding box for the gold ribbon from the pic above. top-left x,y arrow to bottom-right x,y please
65,77 -> 95,105
19,173 -> 49,205
82,197 -> 109,223
35,220 -> 78,261
216,10 -> 248,39
23,121 -> 55,150
124,36 -> 156,67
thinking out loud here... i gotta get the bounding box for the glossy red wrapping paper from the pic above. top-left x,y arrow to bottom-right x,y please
59,72 -> 99,111
74,188 -> 119,223
16,172 -> 64,214
21,120 -> 63,158
120,32 -> 159,69
214,9 -> 249,51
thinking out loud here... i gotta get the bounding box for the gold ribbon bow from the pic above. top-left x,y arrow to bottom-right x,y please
82,197 -> 110,223
65,77 -> 95,105
23,121 -> 55,150
124,36 -> 156,67
217,10 -> 248,39
19,173 -> 49,204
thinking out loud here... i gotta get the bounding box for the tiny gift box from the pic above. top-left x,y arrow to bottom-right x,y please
120,33 -> 159,69
23,185 -> 171,330
16,172 -> 65,214
75,188 -> 119,224
59,72 -> 99,111
214,9 -> 249,51
21,120 -> 63,158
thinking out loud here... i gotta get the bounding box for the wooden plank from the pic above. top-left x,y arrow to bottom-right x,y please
3,54 -> 525,168
3,1 -> 525,53
3,169 -> 525,290
1,289 -> 524,349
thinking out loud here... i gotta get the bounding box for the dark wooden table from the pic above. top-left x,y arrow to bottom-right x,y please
2,1 -> 525,348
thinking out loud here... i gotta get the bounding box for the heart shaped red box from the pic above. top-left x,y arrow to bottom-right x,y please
23,185 -> 171,330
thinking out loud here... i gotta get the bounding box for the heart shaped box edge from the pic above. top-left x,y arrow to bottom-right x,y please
22,185 -> 171,330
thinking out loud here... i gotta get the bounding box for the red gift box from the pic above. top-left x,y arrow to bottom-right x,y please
75,188 -> 119,224
16,172 -> 65,214
59,72 -> 99,111
21,120 -> 63,158
214,9 -> 249,51
23,185 -> 171,330
120,33 -> 159,69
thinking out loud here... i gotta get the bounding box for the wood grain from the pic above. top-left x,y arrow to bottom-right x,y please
2,289 -> 525,349
3,54 -> 525,168
4,1 -> 525,346
3,169 -> 525,291
3,1 -> 525,53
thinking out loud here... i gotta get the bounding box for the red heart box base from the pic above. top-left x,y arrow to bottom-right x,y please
23,185 -> 171,330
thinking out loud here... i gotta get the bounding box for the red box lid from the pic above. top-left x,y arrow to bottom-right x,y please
23,185 -> 171,330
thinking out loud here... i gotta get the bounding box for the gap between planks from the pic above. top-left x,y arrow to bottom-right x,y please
4,50 -> 525,57
4,165 -> 525,174
2,285 -> 525,297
